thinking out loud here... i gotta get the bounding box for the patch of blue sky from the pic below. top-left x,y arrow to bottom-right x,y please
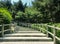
11,0 -> 34,6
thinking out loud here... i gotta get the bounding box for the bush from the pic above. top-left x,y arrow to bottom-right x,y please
16,7 -> 43,23
25,7 -> 43,23
16,11 -> 25,22
0,8 -> 12,24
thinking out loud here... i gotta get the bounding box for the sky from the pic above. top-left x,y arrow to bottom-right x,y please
11,0 -> 34,6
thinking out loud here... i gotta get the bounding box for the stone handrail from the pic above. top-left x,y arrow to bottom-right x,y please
0,23 -> 16,37
40,24 -> 60,44
18,22 -> 60,44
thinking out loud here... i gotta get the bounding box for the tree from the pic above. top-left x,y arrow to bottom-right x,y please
32,0 -> 50,23
11,0 -> 27,21
0,0 -> 12,11
32,0 -> 60,23
0,1 -> 5,7
13,0 -> 26,12
0,8 -> 12,24
16,11 -> 24,22
5,0 -> 12,11
16,7 -> 41,23
25,7 -> 42,23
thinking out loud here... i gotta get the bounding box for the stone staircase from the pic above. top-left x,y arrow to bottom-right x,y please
0,26 -> 54,44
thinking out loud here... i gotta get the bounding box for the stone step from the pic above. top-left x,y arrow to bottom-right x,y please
15,26 -> 38,31
0,41 -> 54,44
0,37 -> 52,42
5,33 -> 46,37
15,31 -> 40,33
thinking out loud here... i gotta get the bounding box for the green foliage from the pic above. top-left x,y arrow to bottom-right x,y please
13,0 -> 27,12
0,8 -> 12,24
17,11 -> 23,17
16,7 -> 43,23
33,0 -> 60,23
11,0 -> 27,21
0,0 -> 12,11
25,7 -> 43,23
16,11 -> 24,21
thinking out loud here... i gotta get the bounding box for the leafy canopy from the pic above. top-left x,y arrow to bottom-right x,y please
0,8 -> 12,24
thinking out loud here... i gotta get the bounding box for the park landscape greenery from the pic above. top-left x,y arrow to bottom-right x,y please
0,0 -> 60,40
0,0 -> 60,23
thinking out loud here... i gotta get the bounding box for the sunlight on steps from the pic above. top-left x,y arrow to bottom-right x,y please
0,26 -> 54,44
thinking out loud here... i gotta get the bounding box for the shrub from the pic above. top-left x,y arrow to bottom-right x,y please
16,11 -> 24,22
0,8 -> 12,24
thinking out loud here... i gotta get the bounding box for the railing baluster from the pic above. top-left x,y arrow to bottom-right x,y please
10,23 -> 14,33
2,24 -> 4,37
0,23 -> 15,37
41,24 -> 43,33
53,27 -> 56,44
34,24 -> 35,30
40,24 -> 41,32
10,23 -> 12,33
46,25 -> 48,37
